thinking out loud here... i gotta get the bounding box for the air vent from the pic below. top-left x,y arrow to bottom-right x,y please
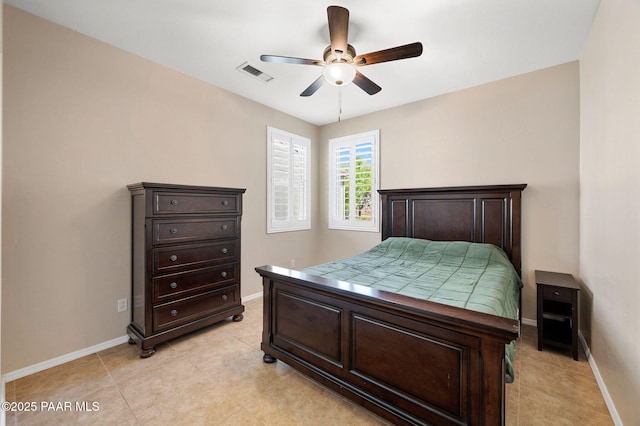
236,62 -> 274,83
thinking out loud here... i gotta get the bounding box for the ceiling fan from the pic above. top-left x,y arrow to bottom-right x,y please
260,5 -> 423,97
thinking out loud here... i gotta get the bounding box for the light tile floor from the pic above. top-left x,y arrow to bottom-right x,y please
5,298 -> 613,425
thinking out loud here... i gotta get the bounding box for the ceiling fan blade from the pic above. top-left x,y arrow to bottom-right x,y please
354,42 -> 423,66
260,55 -> 324,66
327,6 -> 349,55
300,75 -> 326,97
353,71 -> 381,95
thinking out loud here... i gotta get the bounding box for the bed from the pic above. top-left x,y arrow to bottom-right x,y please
255,184 -> 526,425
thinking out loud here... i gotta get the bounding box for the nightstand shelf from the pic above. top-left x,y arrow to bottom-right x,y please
535,270 -> 580,360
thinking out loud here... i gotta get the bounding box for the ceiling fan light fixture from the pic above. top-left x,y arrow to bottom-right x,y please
323,62 -> 356,87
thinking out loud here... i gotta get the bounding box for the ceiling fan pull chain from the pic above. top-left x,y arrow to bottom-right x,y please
338,88 -> 343,122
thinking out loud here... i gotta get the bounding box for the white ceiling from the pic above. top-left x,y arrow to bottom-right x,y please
7,0 -> 601,125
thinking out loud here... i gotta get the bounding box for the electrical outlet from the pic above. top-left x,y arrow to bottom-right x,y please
117,298 -> 128,312
290,259 -> 296,268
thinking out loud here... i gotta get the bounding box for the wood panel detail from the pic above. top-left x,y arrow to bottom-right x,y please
480,198 -> 506,251
351,313 -> 467,421
412,199 -> 476,242
273,290 -> 343,366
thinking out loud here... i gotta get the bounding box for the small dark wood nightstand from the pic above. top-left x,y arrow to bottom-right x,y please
535,270 -> 580,360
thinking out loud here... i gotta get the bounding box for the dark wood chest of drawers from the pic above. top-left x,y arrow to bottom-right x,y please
127,182 -> 246,357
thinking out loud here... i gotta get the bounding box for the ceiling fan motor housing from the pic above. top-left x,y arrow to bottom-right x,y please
323,44 -> 356,64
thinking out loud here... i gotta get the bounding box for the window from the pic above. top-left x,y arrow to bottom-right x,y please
267,127 -> 311,233
328,130 -> 379,232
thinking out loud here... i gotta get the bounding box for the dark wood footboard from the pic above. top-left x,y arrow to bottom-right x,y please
256,265 -> 519,426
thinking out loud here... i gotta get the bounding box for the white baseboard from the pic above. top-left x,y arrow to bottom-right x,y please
3,292 -> 264,384
2,335 -> 130,383
519,319 -> 621,424
242,291 -> 262,302
578,332 -> 622,425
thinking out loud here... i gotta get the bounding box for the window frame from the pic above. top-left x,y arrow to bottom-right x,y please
328,129 -> 380,232
266,126 -> 311,233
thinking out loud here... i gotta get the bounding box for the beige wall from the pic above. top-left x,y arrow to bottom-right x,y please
319,62 -> 581,323
580,0 -> 640,423
2,6 -> 319,372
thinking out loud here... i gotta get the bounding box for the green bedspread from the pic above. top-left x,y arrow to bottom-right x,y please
303,237 -> 522,382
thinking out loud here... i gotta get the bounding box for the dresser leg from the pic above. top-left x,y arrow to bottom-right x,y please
232,313 -> 244,322
128,337 -> 136,345
139,346 -> 156,358
263,353 -> 276,363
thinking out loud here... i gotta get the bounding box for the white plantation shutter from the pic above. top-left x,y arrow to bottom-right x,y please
267,127 -> 311,233
329,130 -> 379,231
291,142 -> 308,221
334,145 -> 351,221
272,137 -> 290,222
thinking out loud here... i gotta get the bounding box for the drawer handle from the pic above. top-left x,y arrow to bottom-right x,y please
221,295 -> 228,301
553,291 -> 560,296
170,309 -> 178,317
170,255 -> 178,262
221,271 -> 227,278
170,199 -> 178,206
221,248 -> 228,254
222,200 -> 229,206
170,227 -> 178,234
170,282 -> 178,289
221,224 -> 228,231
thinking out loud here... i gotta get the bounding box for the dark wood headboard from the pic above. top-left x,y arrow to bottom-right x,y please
378,184 -> 527,275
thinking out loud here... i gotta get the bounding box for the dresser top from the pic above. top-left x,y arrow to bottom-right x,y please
127,182 -> 246,193
534,270 -> 580,290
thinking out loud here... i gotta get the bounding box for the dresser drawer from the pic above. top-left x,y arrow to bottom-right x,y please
153,285 -> 240,332
543,285 -> 573,302
153,240 -> 239,274
153,264 -> 238,303
154,191 -> 240,215
153,218 -> 238,245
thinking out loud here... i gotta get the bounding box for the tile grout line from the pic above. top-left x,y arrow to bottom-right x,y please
95,350 -> 142,425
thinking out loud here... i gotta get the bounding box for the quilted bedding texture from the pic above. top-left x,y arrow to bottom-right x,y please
303,237 -> 522,382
